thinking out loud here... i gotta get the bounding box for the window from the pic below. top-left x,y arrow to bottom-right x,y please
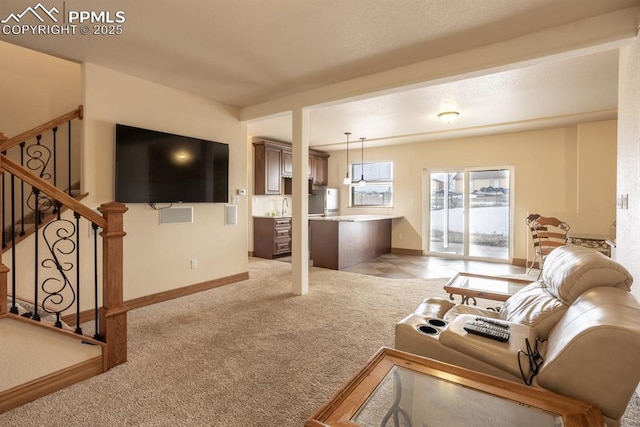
349,162 -> 393,207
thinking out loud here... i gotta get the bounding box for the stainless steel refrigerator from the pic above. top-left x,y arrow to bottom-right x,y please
309,187 -> 339,216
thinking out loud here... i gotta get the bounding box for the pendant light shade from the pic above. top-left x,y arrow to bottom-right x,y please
343,132 -> 351,185
358,137 -> 366,186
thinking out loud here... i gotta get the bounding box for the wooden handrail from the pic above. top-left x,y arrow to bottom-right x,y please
0,105 -> 83,152
0,155 -> 106,229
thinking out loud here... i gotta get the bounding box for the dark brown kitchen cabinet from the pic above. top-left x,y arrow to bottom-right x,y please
310,152 -> 329,185
281,148 -> 293,177
253,216 -> 291,258
254,141 -> 282,195
253,138 -> 329,195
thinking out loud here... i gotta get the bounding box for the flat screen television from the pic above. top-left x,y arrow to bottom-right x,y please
115,124 -> 229,203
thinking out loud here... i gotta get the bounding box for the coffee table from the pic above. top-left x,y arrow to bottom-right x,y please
306,347 -> 603,426
444,272 -> 533,305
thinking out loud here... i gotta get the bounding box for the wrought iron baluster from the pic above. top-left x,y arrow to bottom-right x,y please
68,120 -> 72,195
52,126 -> 58,188
1,150 -> 5,249
9,174 -> 18,315
40,201 -> 78,329
75,212 -> 82,334
32,188 -> 41,321
26,135 -> 54,216
92,222 -> 101,340
30,134 -> 51,180
19,142 -> 25,236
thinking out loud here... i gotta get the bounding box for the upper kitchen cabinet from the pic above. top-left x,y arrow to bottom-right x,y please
254,140 -> 283,195
310,151 -> 329,186
253,138 -> 329,195
281,147 -> 293,177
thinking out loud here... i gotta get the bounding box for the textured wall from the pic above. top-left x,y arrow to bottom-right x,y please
326,121 -> 617,263
617,35 -> 640,301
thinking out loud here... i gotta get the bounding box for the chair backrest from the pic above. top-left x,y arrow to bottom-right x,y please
525,213 -> 541,234
531,216 -> 570,255
526,213 -> 542,258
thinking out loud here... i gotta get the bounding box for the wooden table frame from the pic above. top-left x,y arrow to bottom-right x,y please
444,272 -> 534,305
305,347 -> 603,426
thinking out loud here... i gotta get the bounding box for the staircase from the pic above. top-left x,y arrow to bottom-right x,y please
0,107 -> 128,413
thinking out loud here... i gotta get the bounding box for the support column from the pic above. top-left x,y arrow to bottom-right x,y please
291,107 -> 309,295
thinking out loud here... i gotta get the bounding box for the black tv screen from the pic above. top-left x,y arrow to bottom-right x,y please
115,124 -> 229,203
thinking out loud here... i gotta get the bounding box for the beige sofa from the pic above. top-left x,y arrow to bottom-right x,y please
395,245 -> 640,426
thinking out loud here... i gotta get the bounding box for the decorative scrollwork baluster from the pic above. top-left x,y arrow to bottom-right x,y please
74,211 -> 82,335
26,134 -> 52,181
25,135 -> 55,216
26,189 -> 55,217
40,203 -> 77,326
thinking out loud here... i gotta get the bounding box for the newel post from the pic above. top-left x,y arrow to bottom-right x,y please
98,201 -> 128,369
0,136 -> 8,316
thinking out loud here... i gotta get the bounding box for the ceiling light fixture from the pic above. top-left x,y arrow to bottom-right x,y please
437,111 -> 460,124
343,132 -> 351,185
359,137 -> 366,186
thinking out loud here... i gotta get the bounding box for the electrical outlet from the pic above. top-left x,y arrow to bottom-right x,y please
191,259 -> 198,269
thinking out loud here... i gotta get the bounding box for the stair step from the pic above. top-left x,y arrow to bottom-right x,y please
0,318 -> 102,393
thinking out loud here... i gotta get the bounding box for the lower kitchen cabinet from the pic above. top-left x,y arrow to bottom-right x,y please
253,216 -> 292,259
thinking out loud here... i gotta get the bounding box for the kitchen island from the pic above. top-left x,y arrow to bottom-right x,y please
309,215 -> 402,270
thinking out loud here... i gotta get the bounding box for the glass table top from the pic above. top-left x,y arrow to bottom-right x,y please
352,366 -> 562,427
446,273 -> 531,296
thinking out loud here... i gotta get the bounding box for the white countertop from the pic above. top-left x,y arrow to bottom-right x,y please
253,214 -> 403,221
308,214 -> 403,222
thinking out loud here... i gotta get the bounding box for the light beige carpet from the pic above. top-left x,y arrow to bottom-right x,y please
0,258 -> 638,426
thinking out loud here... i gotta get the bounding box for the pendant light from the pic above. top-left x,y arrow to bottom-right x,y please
358,137 -> 366,186
343,132 -> 351,185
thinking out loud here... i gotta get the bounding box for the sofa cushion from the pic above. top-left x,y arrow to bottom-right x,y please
536,287 -> 640,422
440,314 -> 538,379
414,297 -> 456,319
442,304 -> 500,323
499,282 -> 567,339
542,245 -> 632,304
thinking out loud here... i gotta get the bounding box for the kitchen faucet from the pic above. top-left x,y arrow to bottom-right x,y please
282,197 -> 289,215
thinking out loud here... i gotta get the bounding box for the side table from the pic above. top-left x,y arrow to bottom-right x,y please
306,347 -> 603,427
444,272 -> 533,306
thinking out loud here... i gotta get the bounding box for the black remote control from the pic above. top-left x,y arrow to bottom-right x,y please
476,317 -> 510,329
464,319 -> 510,342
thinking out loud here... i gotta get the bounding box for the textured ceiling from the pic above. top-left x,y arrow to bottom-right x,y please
1,0 -> 637,147
249,50 -> 620,148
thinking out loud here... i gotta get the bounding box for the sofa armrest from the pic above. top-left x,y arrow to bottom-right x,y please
440,314 -> 539,380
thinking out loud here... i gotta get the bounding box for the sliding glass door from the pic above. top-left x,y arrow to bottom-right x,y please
428,168 -> 512,260
429,172 -> 464,255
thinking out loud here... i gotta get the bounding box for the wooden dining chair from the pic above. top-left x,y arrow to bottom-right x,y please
531,216 -> 570,277
525,213 -> 541,274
